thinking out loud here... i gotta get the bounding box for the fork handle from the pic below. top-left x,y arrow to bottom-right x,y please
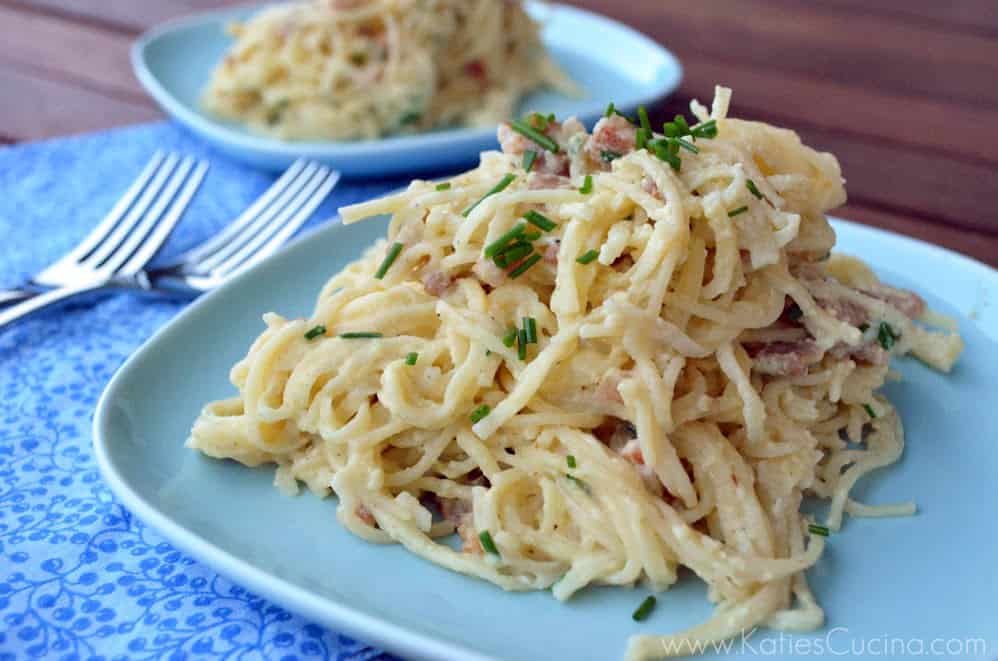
0,288 -> 34,307
0,281 -> 108,331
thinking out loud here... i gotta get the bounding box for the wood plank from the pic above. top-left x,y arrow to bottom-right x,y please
0,6 -> 146,100
572,0 -> 998,108
1,0 -> 240,33
837,202 -> 998,267
776,0 -> 998,35
0,68 -> 161,142
673,59 -> 998,165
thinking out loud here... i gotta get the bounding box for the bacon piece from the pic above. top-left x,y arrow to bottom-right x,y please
585,116 -> 637,169
746,340 -> 824,377
828,340 -> 888,366
472,259 -> 506,288
464,59 -> 487,81
497,122 -> 570,176
356,504 -> 377,527
439,497 -> 482,555
543,241 -> 560,265
642,177 -> 661,199
527,173 -> 572,190
594,372 -> 628,405
422,271 -> 453,297
816,297 -> 868,327
863,283 -> 925,319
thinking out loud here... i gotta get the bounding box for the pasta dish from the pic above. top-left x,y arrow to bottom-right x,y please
188,87 -> 963,658
202,0 -> 575,141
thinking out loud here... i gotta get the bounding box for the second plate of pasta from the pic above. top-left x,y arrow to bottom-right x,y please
132,1 -> 681,176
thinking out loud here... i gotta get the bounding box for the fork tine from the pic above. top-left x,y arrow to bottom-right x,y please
80,153 -> 181,268
117,160 -> 209,276
96,156 -> 198,275
63,152 -> 167,263
191,162 -> 322,272
175,159 -> 311,266
211,169 -> 340,278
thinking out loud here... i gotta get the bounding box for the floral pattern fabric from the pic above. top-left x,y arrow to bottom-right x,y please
0,123 -> 411,661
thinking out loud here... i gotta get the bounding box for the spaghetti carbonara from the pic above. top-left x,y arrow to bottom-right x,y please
189,87 -> 963,658
202,0 -> 575,140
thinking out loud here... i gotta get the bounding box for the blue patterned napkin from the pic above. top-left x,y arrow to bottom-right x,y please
0,123 -> 415,661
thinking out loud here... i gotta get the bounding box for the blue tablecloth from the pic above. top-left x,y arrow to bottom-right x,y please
0,123 -> 412,661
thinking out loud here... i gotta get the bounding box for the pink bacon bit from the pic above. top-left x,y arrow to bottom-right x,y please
863,283 -> 926,319
355,504 -> 377,527
464,59 -> 487,81
422,271 -> 454,297
497,122 -> 570,176
585,115 -> 637,170
527,173 -> 572,190
745,340 -> 825,377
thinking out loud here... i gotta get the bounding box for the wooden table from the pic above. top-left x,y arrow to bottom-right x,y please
3,0 -> 996,265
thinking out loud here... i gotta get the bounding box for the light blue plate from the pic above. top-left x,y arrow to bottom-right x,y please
93,218 -> 998,661
132,2 -> 682,176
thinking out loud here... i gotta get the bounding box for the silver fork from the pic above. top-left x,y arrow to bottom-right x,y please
0,152 -> 208,330
146,159 -> 339,295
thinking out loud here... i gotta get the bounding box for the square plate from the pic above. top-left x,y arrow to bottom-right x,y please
94,217 -> 998,660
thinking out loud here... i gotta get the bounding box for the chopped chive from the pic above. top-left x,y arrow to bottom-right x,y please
746,179 -> 763,199
523,149 -> 538,172
863,403 -> 876,418
524,317 -> 538,344
463,174 -> 516,217
339,332 -> 383,339
728,206 -> 749,217
673,114 -> 690,135
405,352 -> 418,365
605,102 -> 615,118
509,253 -> 542,279
503,327 -> 517,347
522,230 -> 542,241
576,249 -> 599,265
566,455 -> 576,469
509,120 -> 559,153
374,242 -> 404,279
690,119 -> 717,139
483,223 -> 526,258
579,175 -> 593,194
304,325 -> 326,341
674,137 -> 699,154
638,105 -> 651,132
479,530 -> 500,555
632,596 -> 656,621
435,182 -> 451,191
528,112 -> 549,131
877,322 -> 899,351
494,242 -> 532,267
652,140 -> 681,171
470,404 -> 491,424
636,128 -> 650,151
517,327 -> 528,360
808,523 -> 830,537
524,209 -> 557,232
565,474 -> 591,494
600,149 -> 623,163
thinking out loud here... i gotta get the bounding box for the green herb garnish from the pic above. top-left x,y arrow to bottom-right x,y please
374,242 -> 403,279
746,179 -> 763,200
576,249 -> 599,265
522,230 -> 542,241
673,137 -> 699,154
494,242 -> 532,268
728,206 -> 749,218
524,210 -> 557,232
503,327 -> 517,347
509,120 -> 559,153
632,596 -> 656,622
304,325 -> 326,341
484,223 -> 526,258
579,175 -> 593,194
523,149 -> 538,172
636,128 -> 651,151
863,404 -> 876,418
567,455 -> 576,469
470,404 -> 491,424
339,332 -> 383,339
479,530 -> 500,555
405,352 -> 418,365
509,253 -> 542,279
877,322 -> 900,351
524,317 -> 538,344
637,105 -> 651,132
517,327 -> 528,360
463,174 -> 516,217
435,182 -> 451,191
808,524 -> 830,537
600,149 -> 623,163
